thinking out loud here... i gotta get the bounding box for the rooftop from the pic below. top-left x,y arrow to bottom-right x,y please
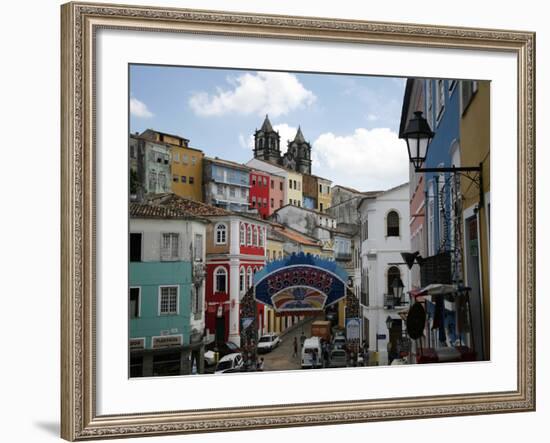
132,194 -> 229,219
205,156 -> 251,172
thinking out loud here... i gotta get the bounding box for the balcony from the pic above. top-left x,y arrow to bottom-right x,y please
383,294 -> 408,309
334,251 -> 352,261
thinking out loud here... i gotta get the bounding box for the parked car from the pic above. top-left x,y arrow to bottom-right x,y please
332,335 -> 347,350
257,333 -> 281,353
204,341 -> 241,366
329,349 -> 348,368
214,353 -> 244,373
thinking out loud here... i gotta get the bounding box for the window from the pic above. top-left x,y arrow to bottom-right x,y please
289,179 -> 293,189
247,267 -> 253,289
387,267 -> 401,295
240,223 -> 245,245
189,176 -> 194,184
130,145 -> 136,158
251,196 -> 256,207
297,201 -> 301,207
279,200 -> 283,207
229,186 -> 236,197
130,233 -> 142,262
436,79 -> 445,121
252,176 -> 256,186
182,154 -> 189,164
241,188 -> 247,198
161,233 -> 179,260
426,79 -> 434,128
293,180 -> 297,189
173,152 -> 179,162
149,171 -> 157,190
214,267 -> 227,293
181,176 -> 187,183
263,198 -> 267,207
215,223 -> 227,244
158,172 -> 167,190
270,198 -> 274,208
259,227 -> 264,247
461,80 -> 479,114
448,79 -> 457,95
387,211 -> 400,237
319,184 -> 323,194
246,224 -> 252,245
272,250 -> 276,260
159,286 -> 178,315
172,175 -> 178,182
253,226 -> 258,246
271,180 -> 274,189
239,267 -> 246,293
129,287 -> 140,318
263,177 -> 267,186
193,233 -> 203,261
279,182 -> 283,191
191,156 -> 196,165
297,181 -> 301,191
320,203 -> 324,212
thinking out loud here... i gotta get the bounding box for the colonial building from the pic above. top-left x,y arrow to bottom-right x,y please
139,129 -> 204,201
129,134 -> 171,200
203,157 -> 252,213
459,79 -> 491,359
358,183 -> 411,365
249,169 -> 270,218
129,196 -> 208,377
202,207 -> 268,345
399,78 -> 426,290
253,115 -> 312,175
271,204 -> 336,256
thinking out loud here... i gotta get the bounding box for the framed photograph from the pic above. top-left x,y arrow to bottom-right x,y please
61,1 -> 535,440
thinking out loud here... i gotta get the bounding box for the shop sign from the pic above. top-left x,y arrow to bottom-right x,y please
130,338 -> 145,350
152,335 -> 182,349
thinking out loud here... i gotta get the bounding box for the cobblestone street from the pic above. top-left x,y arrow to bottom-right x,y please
261,317 -> 317,372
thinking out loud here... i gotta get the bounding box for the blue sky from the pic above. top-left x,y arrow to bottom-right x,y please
130,65 -> 409,191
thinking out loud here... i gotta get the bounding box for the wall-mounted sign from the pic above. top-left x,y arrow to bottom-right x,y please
152,335 -> 182,349
129,338 -> 145,350
346,318 -> 361,340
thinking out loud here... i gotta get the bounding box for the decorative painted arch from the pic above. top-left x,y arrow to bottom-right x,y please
253,252 -> 349,314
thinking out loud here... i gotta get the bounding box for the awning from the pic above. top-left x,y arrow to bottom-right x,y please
410,283 -> 471,298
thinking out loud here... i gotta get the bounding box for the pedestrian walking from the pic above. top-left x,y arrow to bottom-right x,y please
312,349 -> 318,368
293,336 -> 298,358
257,357 -> 264,371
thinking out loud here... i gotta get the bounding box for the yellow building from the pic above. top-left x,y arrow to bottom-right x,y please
317,176 -> 332,213
459,80 -> 490,359
286,170 -> 303,207
140,129 -> 204,201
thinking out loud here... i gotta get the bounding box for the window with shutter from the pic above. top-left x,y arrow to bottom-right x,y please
161,233 -> 179,260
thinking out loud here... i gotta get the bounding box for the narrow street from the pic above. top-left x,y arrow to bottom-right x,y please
261,316 -> 318,372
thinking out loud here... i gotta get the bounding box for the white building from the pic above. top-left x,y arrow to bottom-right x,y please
358,183 -> 411,365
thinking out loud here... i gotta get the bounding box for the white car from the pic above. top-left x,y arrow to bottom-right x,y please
257,333 -> 281,353
214,353 -> 244,373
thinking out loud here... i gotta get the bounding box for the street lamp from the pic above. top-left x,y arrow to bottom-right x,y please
392,277 -> 404,303
386,315 -> 393,331
403,111 -> 434,170
402,111 -> 483,205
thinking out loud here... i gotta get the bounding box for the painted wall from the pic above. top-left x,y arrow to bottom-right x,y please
268,174 -> 285,215
286,170 -> 303,206
129,261 -> 192,348
249,170 -> 270,218
424,78 -> 460,252
204,161 -> 250,211
317,178 -> 332,212
460,80 -> 491,358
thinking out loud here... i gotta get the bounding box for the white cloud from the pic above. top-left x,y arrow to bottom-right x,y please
130,97 -> 154,118
312,127 -> 409,191
189,72 -> 316,117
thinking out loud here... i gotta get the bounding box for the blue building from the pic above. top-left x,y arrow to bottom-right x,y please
423,78 -> 461,259
203,157 -> 251,212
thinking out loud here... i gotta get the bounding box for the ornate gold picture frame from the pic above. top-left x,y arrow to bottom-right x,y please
61,2 -> 535,440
